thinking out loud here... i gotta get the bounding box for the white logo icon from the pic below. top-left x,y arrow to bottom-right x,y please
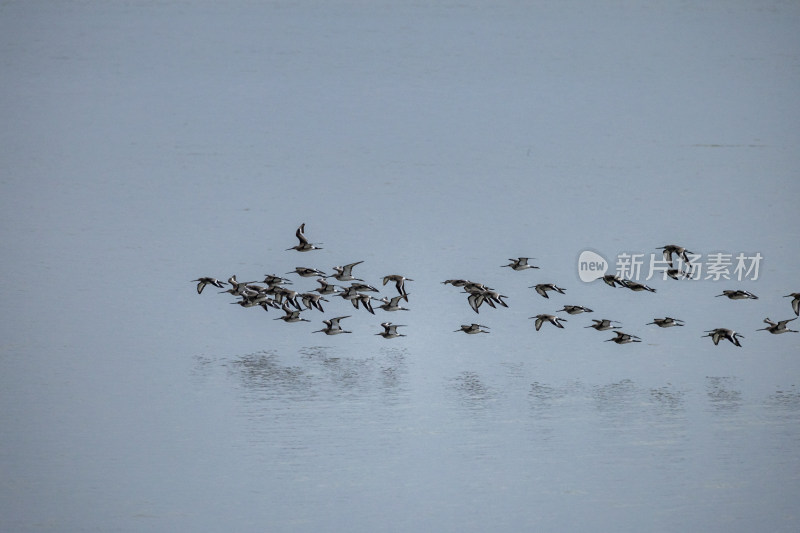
578,250 -> 608,282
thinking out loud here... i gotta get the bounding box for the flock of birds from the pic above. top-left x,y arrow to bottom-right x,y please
193,224 -> 413,339
193,224 -> 800,347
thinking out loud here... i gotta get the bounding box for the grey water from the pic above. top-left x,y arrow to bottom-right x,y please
2,1 -> 799,531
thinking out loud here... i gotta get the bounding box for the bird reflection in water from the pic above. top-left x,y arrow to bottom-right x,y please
449,371 -> 498,410
706,376 -> 742,413
226,347 -> 408,405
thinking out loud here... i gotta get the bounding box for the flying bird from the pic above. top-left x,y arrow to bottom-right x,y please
455,323 -> 490,334
351,293 -> 376,314
585,319 -> 622,331
273,302 -> 310,323
374,295 -> 410,312
557,305 -> 593,315
192,277 -> 226,294
598,274 -> 628,288
313,316 -> 352,335
376,322 -> 406,339
716,290 -> 758,300
299,292 -> 328,312
657,244 -> 693,268
531,283 -> 566,299
382,274 -> 413,302
286,266 -> 327,278
757,317 -> 798,334
624,281 -> 656,293
286,223 -> 322,252
605,331 -> 642,344
702,328 -> 744,347
529,314 -> 566,331
647,317 -> 685,328
502,257 -> 539,271
331,261 -> 365,282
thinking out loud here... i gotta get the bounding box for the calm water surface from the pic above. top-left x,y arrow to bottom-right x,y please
1,1 -> 799,531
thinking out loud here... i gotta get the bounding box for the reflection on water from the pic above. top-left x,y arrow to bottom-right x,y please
229,350 -> 311,400
197,350 -> 798,430
527,380 -> 586,444
767,384 -> 800,412
529,381 -> 569,407
190,347 -> 800,528
194,350 -> 800,481
218,346 -> 413,468
500,361 -> 527,382
764,385 -> 800,434
526,378 -> 691,443
706,376 -> 742,413
448,371 -> 499,410
650,385 -> 686,414
227,346 -> 409,407
592,378 -> 638,415
527,380 -> 587,418
190,354 -> 217,384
